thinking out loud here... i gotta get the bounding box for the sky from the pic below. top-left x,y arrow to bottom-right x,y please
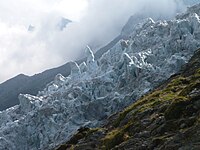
0,0 -> 192,83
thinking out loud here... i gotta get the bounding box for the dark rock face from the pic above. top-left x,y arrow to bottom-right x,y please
56,48 -> 200,150
0,63 -> 71,111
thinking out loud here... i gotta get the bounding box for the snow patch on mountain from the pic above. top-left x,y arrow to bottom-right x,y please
0,3 -> 200,150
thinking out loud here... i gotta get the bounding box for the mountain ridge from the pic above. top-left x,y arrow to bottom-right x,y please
0,33 -> 123,111
0,3 -> 200,149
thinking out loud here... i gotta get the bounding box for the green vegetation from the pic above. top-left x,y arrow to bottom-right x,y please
56,49 -> 200,150
101,62 -> 200,149
56,128 -> 103,150
102,129 -> 124,149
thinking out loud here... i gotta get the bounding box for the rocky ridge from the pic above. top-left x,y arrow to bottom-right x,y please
0,3 -> 200,150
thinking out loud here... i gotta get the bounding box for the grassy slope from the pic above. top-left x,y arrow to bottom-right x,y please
56,49 -> 200,150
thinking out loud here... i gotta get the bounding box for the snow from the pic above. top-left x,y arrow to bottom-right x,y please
0,3 -> 200,150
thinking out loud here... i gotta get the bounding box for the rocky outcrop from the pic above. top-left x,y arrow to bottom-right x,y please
0,4 -> 200,150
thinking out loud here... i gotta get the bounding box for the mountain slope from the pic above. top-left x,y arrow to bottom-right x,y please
0,74 -> 29,110
0,63 -> 71,111
1,0 -> 199,111
0,14 -> 140,111
0,3 -> 200,150
56,48 -> 200,150
0,33 -> 124,111
0,0 -> 186,111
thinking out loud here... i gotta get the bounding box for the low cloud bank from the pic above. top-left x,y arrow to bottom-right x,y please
0,0 -> 194,82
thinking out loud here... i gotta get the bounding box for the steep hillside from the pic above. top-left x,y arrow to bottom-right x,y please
56,48 -> 200,150
0,74 -> 29,110
0,3 -> 200,150
0,63 -> 71,111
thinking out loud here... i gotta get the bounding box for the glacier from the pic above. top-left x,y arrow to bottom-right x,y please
1,3 -> 200,150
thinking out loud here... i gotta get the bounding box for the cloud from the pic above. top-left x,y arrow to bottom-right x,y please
0,0 -> 192,83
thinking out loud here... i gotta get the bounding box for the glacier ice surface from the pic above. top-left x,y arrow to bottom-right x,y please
1,4 -> 200,150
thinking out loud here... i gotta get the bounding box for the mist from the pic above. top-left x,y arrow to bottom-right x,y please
0,0 -> 191,83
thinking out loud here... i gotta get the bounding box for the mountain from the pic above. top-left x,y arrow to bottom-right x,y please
28,25 -> 35,32
57,17 -> 72,31
0,63 -> 71,111
0,74 -> 29,111
1,0 -> 199,111
0,34 -> 124,111
0,20 -> 129,111
28,17 -> 72,32
57,47 -> 200,150
0,12 -> 164,111
0,3 -> 200,149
